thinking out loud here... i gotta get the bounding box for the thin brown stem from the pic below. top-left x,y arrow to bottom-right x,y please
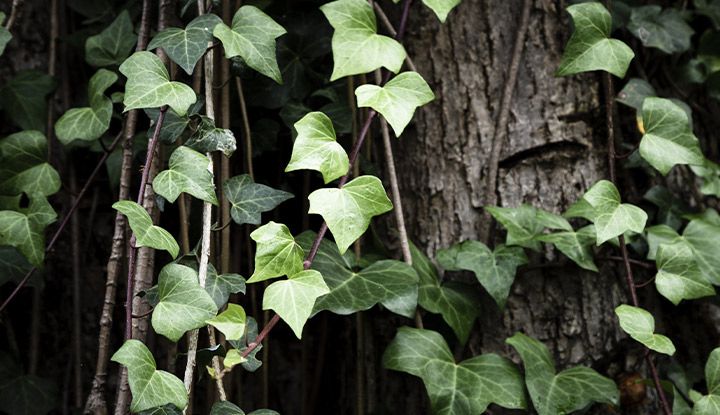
4,0 -> 24,31
235,78 -> 254,181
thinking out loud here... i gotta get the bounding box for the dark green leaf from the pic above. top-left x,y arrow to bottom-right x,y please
223,174 -> 293,225
148,14 -> 222,75
0,71 -> 56,131
85,10 -> 137,66
628,6 -> 693,54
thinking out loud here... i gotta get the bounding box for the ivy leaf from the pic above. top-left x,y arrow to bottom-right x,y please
682,217 -> 720,285
485,204 -> 571,251
655,240 -> 715,305
119,51 -> 196,116
615,304 -> 675,355
320,0 -> 407,81
210,401 -> 244,415
384,327 -> 527,414
628,6 -> 693,54
248,221 -> 304,283
263,270 -> 330,338
184,115 -> 237,157
581,180 -> 647,245
0,205 -> 48,267
112,201 -> 179,258
223,174 -> 293,226
213,6 -> 286,83
151,263 -> 218,342
506,332 -> 619,415
204,266 -> 245,309
646,224 -> 680,260
206,303 -> 246,341
228,317 -> 263,372
0,13 -> 11,56
0,70 -> 56,131
437,240 -> 527,308
0,354 -> 56,415
696,0 -> 720,30
355,72 -> 434,137
537,225 -> 599,271
694,347 -> 720,414
148,14 -> 222,75
85,10 -> 137,67
153,146 -> 218,205
139,405 -> 182,415
617,78 -> 656,111
410,243 -> 479,344
0,131 -> 61,197
308,175 -> 393,254
55,69 -> 118,145
556,2 -> 634,77
418,0 -> 462,23
285,112 -> 349,183
639,97 -> 704,175
111,340 -> 188,413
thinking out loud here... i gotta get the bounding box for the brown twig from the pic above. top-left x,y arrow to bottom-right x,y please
4,0 -> 23,31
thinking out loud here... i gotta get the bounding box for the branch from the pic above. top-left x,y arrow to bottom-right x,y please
4,0 -> 24,31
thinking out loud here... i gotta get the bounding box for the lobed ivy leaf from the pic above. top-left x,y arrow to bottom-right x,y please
184,115 -> 237,157
112,200 -> 179,258
153,146 -> 218,205
139,405 -> 182,415
223,174 -> 293,226
410,243 -> 479,344
615,304 -> 675,355
151,263 -> 218,342
285,112 -> 349,183
0,131 -> 61,198
248,221 -> 304,283
556,2 -> 634,77
213,6 -> 286,83
646,224 -> 680,260
0,70 -> 56,131
655,240 -> 715,305
581,180 -> 647,245
0,247 -> 33,288
696,0 -> 720,30
506,332 -> 619,415
85,10 -> 137,67
537,225 -> 599,271
418,0 -> 461,23
204,263 -> 246,309
148,14 -> 222,75
639,97 -> 704,175
384,327 -> 527,414
206,303 -> 246,341
628,6 -> 693,54
355,72 -> 434,137
320,0 -> 407,81
437,240 -> 526,308
694,347 -> 720,414
0,198 -> 56,266
0,353 -> 56,415
210,402 -> 244,415
111,340 -> 188,413
682,216 -> 720,285
55,69 -> 118,145
617,78 -> 656,112
228,317 -> 263,372
119,51 -> 196,116
263,269 -> 329,338
0,12 -> 11,56
308,175 -> 393,254
485,204 -> 571,251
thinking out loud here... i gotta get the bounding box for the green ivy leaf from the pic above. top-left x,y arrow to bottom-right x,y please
112,200 -> 179,258
223,174 -> 293,225
617,78 -> 656,111
615,304 -> 676,355
248,221 -> 304,283
148,14 -> 221,75
485,204 -> 571,251
320,0 -> 407,81
138,405 -> 182,415
416,0 -> 462,23
0,199 -> 55,267
119,51 -> 196,115
628,6 -> 693,54
696,0 -> 720,30
85,10 -> 137,67
581,180 -> 647,245
384,327 -> 527,414
410,243 -> 479,345
213,6 -> 286,83
639,97 -> 704,175
556,2 -> 634,77
151,263 -> 218,342
206,303 -> 246,341
655,240 -> 715,305
153,146 -> 218,205
263,269 -> 329,338
537,225 -> 599,271
285,112 -> 349,183
506,332 -> 619,415
0,13 -> 11,56
308,175 -> 393,254
204,263 -> 246,309
682,216 -> 720,285
0,354 -> 56,415
55,69 -> 118,145
694,347 -> 720,415
0,131 -> 61,197
437,240 -> 527,308
210,401 -> 244,415
184,115 -> 237,157
646,224 -> 680,260
111,340 -> 188,413
0,70 -> 56,131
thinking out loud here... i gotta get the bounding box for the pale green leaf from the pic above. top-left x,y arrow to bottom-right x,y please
683,217 -> 720,285
151,263 -> 218,342
138,405 -> 182,415
582,180 -> 647,245
112,201 -> 179,258
213,6 -> 286,83
0,131 -> 60,197
355,72 -> 434,136
384,327 -> 526,414
646,224 -> 680,260
55,69 -> 118,145
0,70 -> 56,131
507,332 -> 619,415
537,225 -> 599,271
615,304 -> 675,355
221,350 -> 245,371
628,6 -> 693,54
111,340 -> 187,413
85,10 -> 137,67
285,112 -> 349,183
320,0 -> 406,81
223,174 -> 293,225
308,175 -> 393,254
655,240 -> 715,305
206,303 -> 246,341
485,204 -> 571,251
204,264 -> 246,309
0,211 -> 44,267
422,0 -> 462,22
153,146 -> 217,205
0,13 -> 11,56
248,221 -> 304,283
148,14 -> 222,75
556,2 -> 634,77
262,269 -> 329,338
119,51 -> 196,115
692,348 -> 720,415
